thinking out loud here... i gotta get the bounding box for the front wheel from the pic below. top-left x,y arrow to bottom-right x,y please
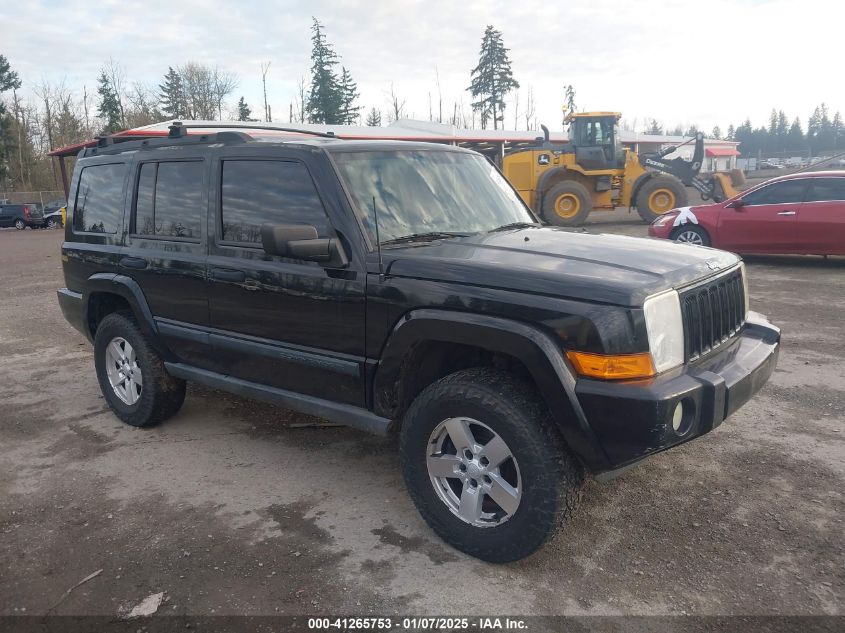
14,219 -> 25,230
672,224 -> 711,247
635,176 -> 688,223
541,181 -> 592,227
399,368 -> 583,562
46,218 -> 59,229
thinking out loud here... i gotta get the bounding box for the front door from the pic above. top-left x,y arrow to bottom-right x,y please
206,149 -> 367,407
717,178 -> 808,253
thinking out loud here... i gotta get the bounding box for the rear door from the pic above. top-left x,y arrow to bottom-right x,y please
124,153 -> 211,366
800,177 -> 845,255
717,179 -> 808,253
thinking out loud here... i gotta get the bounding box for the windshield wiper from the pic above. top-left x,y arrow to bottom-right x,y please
488,222 -> 537,232
380,231 -> 471,246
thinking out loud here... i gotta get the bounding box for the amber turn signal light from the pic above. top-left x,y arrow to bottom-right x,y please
566,351 -> 656,380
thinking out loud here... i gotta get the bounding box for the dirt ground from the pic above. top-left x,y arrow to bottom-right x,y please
0,216 -> 842,620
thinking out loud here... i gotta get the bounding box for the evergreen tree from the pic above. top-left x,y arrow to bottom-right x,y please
726,124 -> 735,140
97,70 -> 123,133
646,119 -> 663,135
776,110 -> 789,151
833,112 -> 843,150
0,54 -> 22,186
787,117 -> 804,151
684,124 -> 699,137
158,66 -> 185,119
236,96 -> 253,121
711,125 -> 722,139
338,66 -> 360,125
468,25 -> 519,130
365,107 -> 382,127
306,18 -> 344,124
564,84 -> 576,115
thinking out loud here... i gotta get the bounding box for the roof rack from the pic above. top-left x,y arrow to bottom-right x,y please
167,121 -> 337,139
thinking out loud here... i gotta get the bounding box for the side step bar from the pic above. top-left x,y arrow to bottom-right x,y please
164,362 -> 392,436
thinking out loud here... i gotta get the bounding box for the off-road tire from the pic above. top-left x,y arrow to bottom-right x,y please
542,181 -> 592,227
399,368 -> 584,562
94,311 -> 186,427
635,176 -> 688,223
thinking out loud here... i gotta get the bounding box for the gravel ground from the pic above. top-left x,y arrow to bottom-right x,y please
0,218 -> 842,620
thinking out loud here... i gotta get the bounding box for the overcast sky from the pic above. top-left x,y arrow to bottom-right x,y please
2,0 -> 842,132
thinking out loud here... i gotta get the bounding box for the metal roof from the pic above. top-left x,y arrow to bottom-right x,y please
48,118 -> 738,158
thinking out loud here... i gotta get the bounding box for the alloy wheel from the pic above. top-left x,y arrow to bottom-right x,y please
105,337 -> 143,405
675,229 -> 704,245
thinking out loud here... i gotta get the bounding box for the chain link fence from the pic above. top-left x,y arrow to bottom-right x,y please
0,191 -> 66,207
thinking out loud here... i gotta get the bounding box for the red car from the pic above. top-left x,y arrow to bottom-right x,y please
648,171 -> 845,255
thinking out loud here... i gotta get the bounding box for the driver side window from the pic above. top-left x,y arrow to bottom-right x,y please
741,180 -> 807,206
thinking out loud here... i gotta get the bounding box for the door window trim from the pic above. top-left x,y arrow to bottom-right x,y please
128,157 -> 205,244
739,178 -> 809,207
215,156 -> 335,250
805,177 -> 845,204
71,161 -> 128,236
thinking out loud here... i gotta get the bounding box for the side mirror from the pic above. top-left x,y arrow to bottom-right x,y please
726,198 -> 745,209
260,224 -> 348,266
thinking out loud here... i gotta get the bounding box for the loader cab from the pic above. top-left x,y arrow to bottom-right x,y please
568,112 -> 625,171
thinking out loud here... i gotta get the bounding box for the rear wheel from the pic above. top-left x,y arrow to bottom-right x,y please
14,219 -> 25,230
542,181 -> 592,227
672,224 -> 711,247
46,218 -> 59,229
399,368 -> 584,562
635,176 -> 688,223
94,311 -> 186,427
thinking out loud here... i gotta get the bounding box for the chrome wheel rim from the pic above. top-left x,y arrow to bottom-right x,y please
14,220 -> 24,229
676,230 -> 703,245
426,417 -> 522,528
105,337 -> 142,405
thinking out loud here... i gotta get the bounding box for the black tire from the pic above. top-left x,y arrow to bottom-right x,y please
14,219 -> 25,230
94,311 -> 186,427
671,224 -> 711,247
46,218 -> 58,229
399,368 -> 584,562
635,176 -> 688,223
541,180 -> 592,227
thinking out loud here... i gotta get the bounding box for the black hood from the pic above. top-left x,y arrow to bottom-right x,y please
383,226 -> 740,306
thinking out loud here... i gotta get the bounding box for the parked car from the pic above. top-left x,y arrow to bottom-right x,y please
758,160 -> 785,170
44,207 -> 65,228
57,128 -> 780,562
0,203 -> 46,229
649,171 -> 845,255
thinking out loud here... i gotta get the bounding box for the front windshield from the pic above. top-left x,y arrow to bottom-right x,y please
332,150 -> 534,244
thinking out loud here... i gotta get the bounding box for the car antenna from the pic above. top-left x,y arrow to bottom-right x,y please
372,196 -> 385,281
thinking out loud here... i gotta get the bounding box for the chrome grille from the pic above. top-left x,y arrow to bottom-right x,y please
680,268 -> 746,361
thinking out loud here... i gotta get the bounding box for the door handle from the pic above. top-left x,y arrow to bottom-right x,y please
210,268 -> 246,283
777,211 -> 796,216
119,256 -> 148,270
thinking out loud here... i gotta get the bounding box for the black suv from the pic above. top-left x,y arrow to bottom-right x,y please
0,202 -> 46,229
57,125 -> 780,562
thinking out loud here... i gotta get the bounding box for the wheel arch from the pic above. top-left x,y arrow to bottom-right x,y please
373,309 -> 611,472
82,273 -> 173,359
536,167 -> 592,205
630,172 -> 655,209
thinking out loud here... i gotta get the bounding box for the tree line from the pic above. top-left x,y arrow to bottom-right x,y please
1,18 -> 843,193
639,104 -> 844,157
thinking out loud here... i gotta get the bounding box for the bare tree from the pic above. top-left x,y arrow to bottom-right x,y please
387,82 -> 406,123
524,86 -> 536,131
212,69 -> 238,119
293,76 -> 308,123
260,61 -> 271,122
103,58 -> 127,127
435,67 -> 443,123
513,91 -> 520,130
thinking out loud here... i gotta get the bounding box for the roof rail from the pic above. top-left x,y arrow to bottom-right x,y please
168,121 -> 337,139
80,129 -> 254,158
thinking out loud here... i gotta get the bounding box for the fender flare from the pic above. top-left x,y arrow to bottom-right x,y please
374,309 -> 611,472
82,273 -> 172,359
535,167 -> 576,205
630,172 -> 656,209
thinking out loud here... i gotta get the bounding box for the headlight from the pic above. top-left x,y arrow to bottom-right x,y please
643,289 -> 685,373
740,262 -> 750,316
652,212 -> 678,227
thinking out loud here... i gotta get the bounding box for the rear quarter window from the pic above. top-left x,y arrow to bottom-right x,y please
808,178 -> 845,203
73,163 -> 128,233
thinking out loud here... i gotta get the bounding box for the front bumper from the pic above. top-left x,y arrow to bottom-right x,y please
576,311 -> 780,472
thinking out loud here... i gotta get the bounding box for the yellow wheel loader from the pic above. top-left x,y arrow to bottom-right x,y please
502,112 -> 742,226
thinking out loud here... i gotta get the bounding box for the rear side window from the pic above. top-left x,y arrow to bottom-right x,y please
808,178 -> 845,203
134,161 -> 204,239
220,160 -> 330,244
741,179 -> 807,205
73,163 -> 127,233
